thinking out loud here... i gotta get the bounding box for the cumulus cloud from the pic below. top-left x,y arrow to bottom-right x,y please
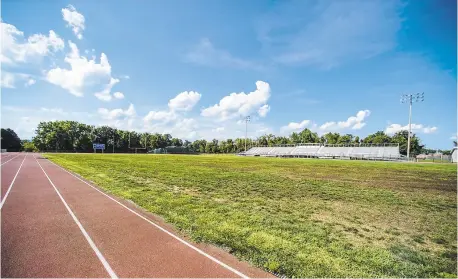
1,71 -> 35,88
168,91 -> 201,111
98,104 -> 136,120
46,41 -> 117,98
62,5 -> 85,40
25,78 -> 36,87
1,72 -> 16,88
280,110 -> 371,135
94,77 -> 119,101
143,91 -> 202,127
385,123 -> 438,135
258,104 -> 270,117
319,110 -> 371,131
201,81 -> 271,121
143,110 -> 176,123
280,120 -> 311,133
113,92 -> 125,99
1,21 -> 64,64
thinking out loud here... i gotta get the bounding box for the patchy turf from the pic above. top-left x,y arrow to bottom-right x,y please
45,154 -> 457,278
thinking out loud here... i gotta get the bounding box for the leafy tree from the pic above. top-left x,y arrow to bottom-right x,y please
22,140 -> 38,152
391,130 -> 423,157
1,128 -> 22,151
353,136 -> 360,144
298,128 -> 319,143
363,131 -> 391,144
337,134 -> 353,145
25,120 -> 440,156
171,138 -> 183,147
321,133 -> 340,144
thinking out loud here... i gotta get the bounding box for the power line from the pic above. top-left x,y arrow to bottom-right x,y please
400,92 -> 424,160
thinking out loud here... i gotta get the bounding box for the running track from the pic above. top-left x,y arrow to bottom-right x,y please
1,153 -> 273,278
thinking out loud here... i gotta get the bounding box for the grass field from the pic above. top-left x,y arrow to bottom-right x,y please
45,154 -> 457,278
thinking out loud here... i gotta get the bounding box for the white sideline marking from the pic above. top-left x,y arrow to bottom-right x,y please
0,154 -> 27,209
46,159 -> 250,279
35,157 -> 118,279
1,154 -> 21,166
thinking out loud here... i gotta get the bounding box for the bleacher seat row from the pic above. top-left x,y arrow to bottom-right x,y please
242,145 -> 401,160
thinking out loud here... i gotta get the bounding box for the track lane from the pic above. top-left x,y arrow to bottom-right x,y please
1,153 -> 26,200
0,154 -> 27,208
1,153 -> 21,166
1,155 -> 110,278
39,156 -> 273,278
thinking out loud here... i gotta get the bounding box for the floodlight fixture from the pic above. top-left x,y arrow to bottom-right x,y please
400,92 -> 425,160
244,116 -> 251,152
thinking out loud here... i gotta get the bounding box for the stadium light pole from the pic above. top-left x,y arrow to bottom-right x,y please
245,116 -> 251,152
401,92 -> 424,160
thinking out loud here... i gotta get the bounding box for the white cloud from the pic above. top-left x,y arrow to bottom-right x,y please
385,123 -> 438,135
1,72 -> 16,88
319,122 -> 335,131
258,104 -> 270,117
319,110 -> 371,131
94,78 -> 120,101
351,122 -> 366,130
143,110 -> 176,123
113,92 -> 125,99
212,127 -> 225,132
280,110 -> 371,135
201,81 -> 271,121
25,78 -> 36,87
186,38 -> 264,70
280,120 -> 311,133
168,91 -> 201,111
62,5 -> 85,40
98,104 -> 136,120
1,71 -> 35,88
47,41 -> 116,98
1,21 -> 64,65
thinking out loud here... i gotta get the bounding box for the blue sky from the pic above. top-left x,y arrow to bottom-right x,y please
1,0 -> 456,149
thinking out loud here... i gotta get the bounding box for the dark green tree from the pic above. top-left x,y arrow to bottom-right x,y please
1,128 -> 22,151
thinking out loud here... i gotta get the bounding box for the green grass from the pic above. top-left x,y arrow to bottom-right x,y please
45,154 -> 457,278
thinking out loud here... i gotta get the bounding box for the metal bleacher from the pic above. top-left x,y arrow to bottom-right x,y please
241,144 -> 402,161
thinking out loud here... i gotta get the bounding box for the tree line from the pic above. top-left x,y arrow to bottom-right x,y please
1,120 -> 453,156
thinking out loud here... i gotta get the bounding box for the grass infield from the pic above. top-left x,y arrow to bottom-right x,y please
45,154 -> 457,278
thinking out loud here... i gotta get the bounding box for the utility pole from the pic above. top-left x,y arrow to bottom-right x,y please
401,93 -> 424,161
244,116 -> 250,152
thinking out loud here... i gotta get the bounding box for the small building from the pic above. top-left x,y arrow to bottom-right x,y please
452,148 -> 457,163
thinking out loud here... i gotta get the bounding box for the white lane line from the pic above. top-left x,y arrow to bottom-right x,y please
0,154 -> 27,209
46,159 -> 250,279
1,154 -> 21,166
35,157 -> 118,279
